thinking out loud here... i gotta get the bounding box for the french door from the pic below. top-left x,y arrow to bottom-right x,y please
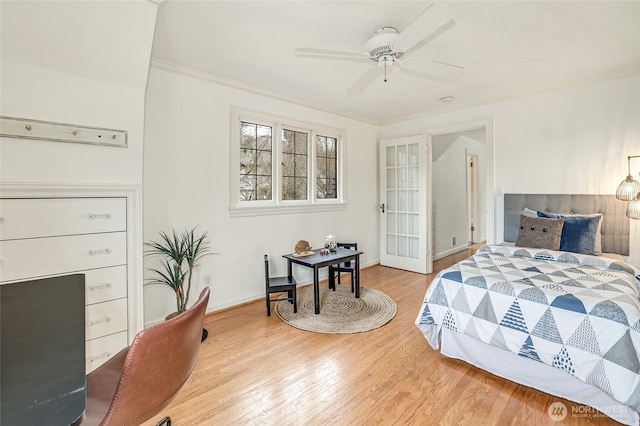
379,135 -> 432,274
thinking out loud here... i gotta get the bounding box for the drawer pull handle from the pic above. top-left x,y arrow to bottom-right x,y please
0,260 -> 4,267
88,248 -> 112,256
88,213 -> 112,220
0,217 -> 4,224
89,283 -> 112,292
89,352 -> 113,363
88,316 -> 112,326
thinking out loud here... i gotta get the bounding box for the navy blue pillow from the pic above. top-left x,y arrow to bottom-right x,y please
537,211 -> 602,255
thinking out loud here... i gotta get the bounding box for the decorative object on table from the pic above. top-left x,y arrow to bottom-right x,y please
293,240 -> 314,257
615,155 -> 640,219
264,255 -> 297,316
324,234 -> 337,253
275,284 -> 396,334
145,226 -> 211,341
329,242 -> 358,293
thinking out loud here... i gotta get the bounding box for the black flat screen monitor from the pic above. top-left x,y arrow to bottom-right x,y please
1,274 -> 86,425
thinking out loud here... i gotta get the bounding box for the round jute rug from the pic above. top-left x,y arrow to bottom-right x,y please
275,284 -> 397,334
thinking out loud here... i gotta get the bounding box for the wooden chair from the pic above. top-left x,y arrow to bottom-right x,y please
83,287 -> 210,426
329,242 -> 358,293
265,254 -> 297,316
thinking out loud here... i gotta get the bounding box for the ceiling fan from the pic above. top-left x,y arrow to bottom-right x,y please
295,4 -> 464,96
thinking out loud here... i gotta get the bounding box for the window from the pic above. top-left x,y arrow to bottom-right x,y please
231,108 -> 346,217
316,135 -> 337,199
281,128 -> 308,201
240,122 -> 272,201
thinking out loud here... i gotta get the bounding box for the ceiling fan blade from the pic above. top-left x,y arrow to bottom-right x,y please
347,67 -> 382,96
295,47 -> 370,59
397,58 -> 464,83
295,53 -> 372,65
393,4 -> 456,52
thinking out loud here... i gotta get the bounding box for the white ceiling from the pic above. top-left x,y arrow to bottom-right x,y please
152,1 -> 640,125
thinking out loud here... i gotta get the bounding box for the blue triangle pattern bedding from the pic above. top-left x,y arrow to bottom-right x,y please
415,244 -> 640,411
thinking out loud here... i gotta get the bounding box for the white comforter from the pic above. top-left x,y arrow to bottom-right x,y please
416,244 -> 640,411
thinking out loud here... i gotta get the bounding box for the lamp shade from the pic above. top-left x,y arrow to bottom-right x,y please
627,195 -> 640,219
616,175 -> 640,201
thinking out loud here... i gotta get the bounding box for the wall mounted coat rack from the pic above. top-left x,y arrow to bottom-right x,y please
0,116 -> 127,148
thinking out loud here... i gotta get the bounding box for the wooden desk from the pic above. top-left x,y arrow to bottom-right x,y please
283,247 -> 363,314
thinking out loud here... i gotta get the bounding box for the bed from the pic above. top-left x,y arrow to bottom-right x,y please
415,194 -> 640,425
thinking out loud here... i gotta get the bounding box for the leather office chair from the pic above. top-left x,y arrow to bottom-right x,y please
329,242 -> 358,293
265,254 -> 297,316
84,287 -> 210,426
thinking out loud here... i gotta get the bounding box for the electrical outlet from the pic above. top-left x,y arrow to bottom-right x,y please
204,274 -> 212,286
452,236 -> 457,246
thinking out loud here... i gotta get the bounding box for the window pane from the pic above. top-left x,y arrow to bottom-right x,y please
398,145 -> 407,166
386,190 -> 396,211
386,146 -> 396,167
239,149 -> 256,175
327,159 -> 336,179
256,151 -> 272,176
408,166 -> 418,189
409,237 -> 419,259
398,167 -> 407,189
386,168 -> 396,189
282,153 -> 294,175
295,178 -> 307,199
282,177 -> 295,200
409,190 -> 419,213
387,212 -> 396,233
282,129 -> 294,153
282,129 -> 309,201
316,135 -> 338,200
387,234 -> 396,255
398,213 -> 408,234
316,136 -> 327,156
295,132 -> 308,154
257,125 -> 272,151
240,174 -> 256,201
257,176 -> 272,200
398,191 -> 408,212
294,155 -> 307,177
408,143 -> 419,166
398,236 -> 408,257
409,213 -> 419,235
240,122 -> 272,202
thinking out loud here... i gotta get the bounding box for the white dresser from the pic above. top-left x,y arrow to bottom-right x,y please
0,193 -> 140,373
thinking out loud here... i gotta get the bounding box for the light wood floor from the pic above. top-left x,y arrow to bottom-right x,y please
142,245 -> 620,426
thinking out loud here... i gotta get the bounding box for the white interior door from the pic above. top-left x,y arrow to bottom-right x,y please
379,135 -> 432,274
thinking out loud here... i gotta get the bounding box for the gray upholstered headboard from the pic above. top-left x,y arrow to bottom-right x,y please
504,194 -> 630,256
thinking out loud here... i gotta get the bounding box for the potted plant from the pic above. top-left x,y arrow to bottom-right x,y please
145,227 -> 211,340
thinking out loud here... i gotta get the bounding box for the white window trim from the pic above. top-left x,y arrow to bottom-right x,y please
230,106 -> 347,218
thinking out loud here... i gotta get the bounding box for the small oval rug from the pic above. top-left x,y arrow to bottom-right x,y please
275,284 -> 397,334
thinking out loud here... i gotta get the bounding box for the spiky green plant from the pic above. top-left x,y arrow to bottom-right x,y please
145,227 -> 210,314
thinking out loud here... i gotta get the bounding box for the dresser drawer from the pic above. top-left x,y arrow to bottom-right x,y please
0,197 -> 126,241
85,331 -> 128,373
0,232 -> 126,282
85,265 -> 127,306
85,298 -> 128,341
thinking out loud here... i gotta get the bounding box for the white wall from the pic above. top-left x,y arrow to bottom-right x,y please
0,0 -> 157,185
432,133 -> 487,258
143,67 -> 380,324
379,74 -> 640,266
0,62 -> 147,184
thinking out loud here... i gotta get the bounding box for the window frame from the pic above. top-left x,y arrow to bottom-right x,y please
230,107 -> 347,217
